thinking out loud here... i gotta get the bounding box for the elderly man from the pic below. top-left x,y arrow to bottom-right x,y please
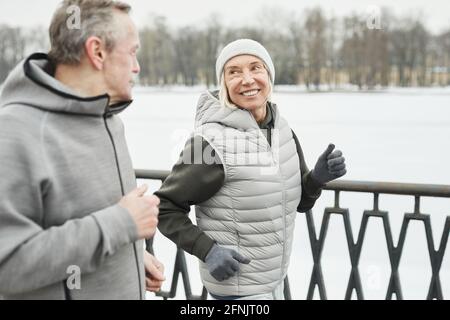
0,0 -> 164,299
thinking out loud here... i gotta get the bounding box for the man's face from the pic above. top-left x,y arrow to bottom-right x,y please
103,12 -> 140,103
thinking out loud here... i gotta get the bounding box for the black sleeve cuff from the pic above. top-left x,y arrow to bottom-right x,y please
303,171 -> 324,197
192,233 -> 216,262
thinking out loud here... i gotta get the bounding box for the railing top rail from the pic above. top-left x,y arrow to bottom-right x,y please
135,169 -> 450,198
325,180 -> 450,198
136,169 -> 169,182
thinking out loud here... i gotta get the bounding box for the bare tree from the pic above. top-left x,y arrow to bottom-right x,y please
390,16 -> 430,87
0,25 -> 26,83
435,30 -> 450,85
139,16 -> 174,86
173,27 -> 202,86
341,15 -> 365,89
198,16 -> 222,87
304,8 -> 327,90
288,14 -> 305,86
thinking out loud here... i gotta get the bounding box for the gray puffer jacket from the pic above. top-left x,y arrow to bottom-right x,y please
194,91 -> 302,296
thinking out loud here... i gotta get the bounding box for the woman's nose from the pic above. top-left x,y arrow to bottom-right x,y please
242,71 -> 255,85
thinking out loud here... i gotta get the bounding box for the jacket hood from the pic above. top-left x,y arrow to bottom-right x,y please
195,90 -> 281,131
0,53 -> 131,117
195,90 -> 261,131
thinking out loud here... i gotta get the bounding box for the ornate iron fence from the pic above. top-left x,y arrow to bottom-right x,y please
137,169 -> 450,300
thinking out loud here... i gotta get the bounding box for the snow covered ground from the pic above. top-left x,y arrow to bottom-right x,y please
120,87 -> 450,300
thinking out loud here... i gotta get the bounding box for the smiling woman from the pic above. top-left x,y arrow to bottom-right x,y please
221,55 -> 272,123
218,39 -> 275,122
154,38 -> 347,300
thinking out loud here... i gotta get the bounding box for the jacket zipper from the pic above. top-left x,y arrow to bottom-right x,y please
265,125 -> 287,282
255,110 -> 287,283
103,115 -> 143,300
279,174 -> 287,281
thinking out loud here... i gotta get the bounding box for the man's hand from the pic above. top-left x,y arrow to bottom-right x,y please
205,244 -> 251,282
119,185 -> 160,239
311,144 -> 347,185
144,251 -> 165,292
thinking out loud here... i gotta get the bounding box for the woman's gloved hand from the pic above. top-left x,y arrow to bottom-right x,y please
205,244 -> 251,282
311,144 -> 347,185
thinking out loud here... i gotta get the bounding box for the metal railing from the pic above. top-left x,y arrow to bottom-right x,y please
137,169 -> 450,300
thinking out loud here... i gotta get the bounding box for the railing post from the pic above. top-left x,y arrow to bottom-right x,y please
334,190 -> 340,208
414,195 -> 421,214
373,193 -> 379,211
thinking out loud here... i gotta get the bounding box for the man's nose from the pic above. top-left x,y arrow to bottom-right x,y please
133,58 -> 140,74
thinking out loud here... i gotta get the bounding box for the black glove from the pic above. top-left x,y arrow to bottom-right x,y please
311,144 -> 347,185
205,244 -> 251,282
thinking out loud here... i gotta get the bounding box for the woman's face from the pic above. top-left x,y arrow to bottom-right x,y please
223,55 -> 270,113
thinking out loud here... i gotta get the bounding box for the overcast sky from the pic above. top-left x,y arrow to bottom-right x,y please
0,0 -> 449,34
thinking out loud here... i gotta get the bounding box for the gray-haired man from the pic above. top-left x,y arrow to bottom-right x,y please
0,0 -> 164,299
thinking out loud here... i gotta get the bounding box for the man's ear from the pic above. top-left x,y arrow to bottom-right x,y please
84,36 -> 105,70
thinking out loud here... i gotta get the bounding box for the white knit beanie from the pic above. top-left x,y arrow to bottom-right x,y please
215,39 -> 275,84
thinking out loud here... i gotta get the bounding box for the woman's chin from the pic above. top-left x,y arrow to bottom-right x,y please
236,99 -> 265,110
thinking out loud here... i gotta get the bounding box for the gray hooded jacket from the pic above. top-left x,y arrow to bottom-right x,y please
0,53 -> 144,300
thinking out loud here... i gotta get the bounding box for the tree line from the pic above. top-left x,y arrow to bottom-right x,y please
1,7 -> 449,89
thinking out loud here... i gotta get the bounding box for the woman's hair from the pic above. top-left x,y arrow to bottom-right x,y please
218,73 -> 237,109
48,0 -> 131,65
218,62 -> 273,109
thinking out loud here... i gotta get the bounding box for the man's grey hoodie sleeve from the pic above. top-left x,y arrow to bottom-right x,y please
0,114 -> 138,295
